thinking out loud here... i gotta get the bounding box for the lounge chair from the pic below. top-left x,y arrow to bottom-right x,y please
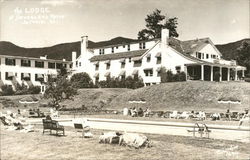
170,111 -> 179,119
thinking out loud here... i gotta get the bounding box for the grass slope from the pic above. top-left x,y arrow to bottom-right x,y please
60,88 -> 130,109
109,81 -> 250,112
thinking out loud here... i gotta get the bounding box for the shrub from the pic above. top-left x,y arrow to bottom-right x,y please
71,72 -> 94,88
1,85 -> 14,96
28,86 -> 41,94
214,71 -> 221,82
173,72 -> 186,82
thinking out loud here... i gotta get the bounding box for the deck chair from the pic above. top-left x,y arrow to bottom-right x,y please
170,111 -> 179,119
74,123 -> 91,138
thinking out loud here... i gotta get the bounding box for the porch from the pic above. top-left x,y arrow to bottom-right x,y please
185,63 -> 246,82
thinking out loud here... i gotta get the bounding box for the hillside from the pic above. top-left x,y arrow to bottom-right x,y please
109,81 -> 250,112
215,38 -> 250,60
0,37 -> 138,61
60,88 -> 131,109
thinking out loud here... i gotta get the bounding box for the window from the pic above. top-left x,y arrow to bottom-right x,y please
95,64 -> 99,71
206,54 -> 209,59
48,62 -> 55,69
69,64 -> 72,68
102,49 -> 105,54
116,46 -> 119,49
147,56 -> 151,62
145,83 -> 151,86
35,61 -> 44,68
129,58 -> 131,62
121,62 -> 125,68
5,58 -> 15,66
196,52 -> 202,59
76,61 -> 78,67
5,72 -> 14,80
106,63 -> 110,70
127,44 -> 130,51
56,63 -> 63,69
139,43 -> 142,49
111,47 -> 114,53
99,49 -> 105,55
21,73 -> 31,81
144,69 -> 153,77
175,66 -> 181,73
21,59 -> 31,67
156,57 -> 161,64
142,42 -> 146,49
63,64 -> 67,68
202,53 -> 204,59
123,45 -> 125,48
79,62 -> 81,67
35,74 -> 44,82
133,60 -> 142,67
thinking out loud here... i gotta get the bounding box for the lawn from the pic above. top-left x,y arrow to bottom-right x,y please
1,125 -> 249,160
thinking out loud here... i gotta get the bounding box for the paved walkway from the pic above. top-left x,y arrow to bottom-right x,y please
29,117 -> 250,143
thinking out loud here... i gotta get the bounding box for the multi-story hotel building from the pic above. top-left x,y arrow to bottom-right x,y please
72,29 -> 246,85
0,55 -> 72,93
0,28 -> 246,94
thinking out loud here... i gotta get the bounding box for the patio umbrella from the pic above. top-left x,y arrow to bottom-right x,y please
128,97 -> 146,104
19,96 -> 39,104
218,97 -> 241,110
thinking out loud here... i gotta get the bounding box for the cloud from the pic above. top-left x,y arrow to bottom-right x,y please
40,0 -> 80,7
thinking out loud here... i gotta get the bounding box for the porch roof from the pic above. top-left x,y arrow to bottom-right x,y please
185,62 -> 247,70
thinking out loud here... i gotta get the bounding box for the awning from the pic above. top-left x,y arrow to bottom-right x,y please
156,67 -> 162,72
119,70 -> 126,76
37,74 -> 44,78
119,58 -> 125,63
7,72 -> 14,77
104,60 -> 111,64
132,70 -> 138,75
155,52 -> 161,57
104,72 -> 110,77
144,68 -> 153,70
94,73 -> 99,77
146,54 -> 151,58
93,61 -> 99,65
132,57 -> 142,61
23,73 -> 30,78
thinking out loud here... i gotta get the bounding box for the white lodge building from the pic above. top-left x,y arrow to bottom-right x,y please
73,29 -> 246,85
0,29 -> 247,93
0,55 -> 71,93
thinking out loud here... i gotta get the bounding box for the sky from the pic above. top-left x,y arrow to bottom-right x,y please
0,0 -> 249,48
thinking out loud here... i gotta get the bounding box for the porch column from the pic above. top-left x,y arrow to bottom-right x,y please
235,68 -> 238,81
242,70 -> 245,78
219,67 -> 222,82
184,66 -> 188,80
227,68 -> 230,81
201,65 -> 204,81
210,66 -> 213,81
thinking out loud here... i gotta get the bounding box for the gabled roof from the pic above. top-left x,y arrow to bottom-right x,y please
90,49 -> 148,62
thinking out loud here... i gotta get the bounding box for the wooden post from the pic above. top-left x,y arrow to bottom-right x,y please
227,68 -> 230,81
219,67 -> 222,82
201,65 -> 204,81
210,66 -> 213,81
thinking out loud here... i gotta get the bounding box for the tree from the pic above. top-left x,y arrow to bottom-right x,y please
44,68 -> 77,108
1,85 -> 14,96
236,41 -> 250,75
70,72 -> 94,88
138,9 -> 179,40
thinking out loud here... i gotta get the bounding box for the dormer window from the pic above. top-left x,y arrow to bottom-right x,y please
143,42 -> 146,49
116,46 -> 119,49
206,54 -> 209,59
111,47 -> 114,53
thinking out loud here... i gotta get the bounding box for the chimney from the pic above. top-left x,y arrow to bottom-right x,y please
81,36 -> 88,56
161,28 -> 169,46
72,51 -> 76,68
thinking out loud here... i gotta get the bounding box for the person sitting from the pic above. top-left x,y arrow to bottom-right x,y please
239,109 -> 249,127
138,108 -> 144,117
143,107 -> 151,117
45,114 -> 52,120
131,107 -> 137,117
225,109 -> 231,121
211,113 -> 220,121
